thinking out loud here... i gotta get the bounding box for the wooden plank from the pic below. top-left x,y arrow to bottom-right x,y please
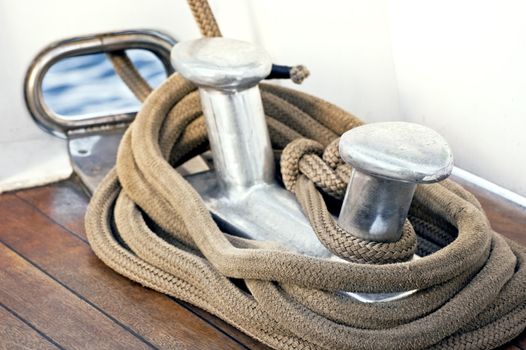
0,242 -> 153,350
15,178 -> 526,350
452,176 -> 526,244
0,304 -> 60,350
0,193 -> 246,350
17,181 -> 271,350
181,302 -> 272,350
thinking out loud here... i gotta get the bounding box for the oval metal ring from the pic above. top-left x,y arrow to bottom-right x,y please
24,29 -> 176,138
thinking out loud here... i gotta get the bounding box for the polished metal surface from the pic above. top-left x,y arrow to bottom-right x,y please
69,127 -> 209,195
339,171 -> 417,242
171,38 -> 272,91
339,122 -> 454,183
24,30 -> 176,138
199,87 -> 275,190
68,128 -> 126,194
185,171 -> 330,257
338,122 -> 454,242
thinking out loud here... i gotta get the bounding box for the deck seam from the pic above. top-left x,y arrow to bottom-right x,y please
0,240 -> 159,350
0,301 -> 66,350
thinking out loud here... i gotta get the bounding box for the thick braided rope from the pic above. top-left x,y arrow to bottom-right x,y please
281,138 -> 352,199
294,175 -> 417,264
279,138 -> 416,263
86,70 -> 526,349
108,51 -> 153,101
186,0 -> 222,37
87,1 -> 526,347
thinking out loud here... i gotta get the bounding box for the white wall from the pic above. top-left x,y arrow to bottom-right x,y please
247,0 -> 402,124
0,0 -> 524,198
244,0 -> 526,197
387,0 -> 526,197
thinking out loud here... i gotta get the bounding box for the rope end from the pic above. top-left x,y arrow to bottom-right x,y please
290,65 -> 310,84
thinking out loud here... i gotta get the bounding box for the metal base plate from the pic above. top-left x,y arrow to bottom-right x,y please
185,171 -> 331,257
68,128 -> 125,194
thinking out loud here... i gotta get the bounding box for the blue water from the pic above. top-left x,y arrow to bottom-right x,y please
42,50 -> 167,117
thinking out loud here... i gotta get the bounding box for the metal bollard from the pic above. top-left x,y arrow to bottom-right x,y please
338,122 -> 454,242
171,37 -> 331,258
172,38 -> 275,191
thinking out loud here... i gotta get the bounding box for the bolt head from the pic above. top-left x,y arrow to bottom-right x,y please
171,38 -> 272,91
339,122 -> 454,183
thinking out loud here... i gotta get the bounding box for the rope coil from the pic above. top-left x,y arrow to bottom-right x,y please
86,71 -> 526,349
85,2 -> 526,349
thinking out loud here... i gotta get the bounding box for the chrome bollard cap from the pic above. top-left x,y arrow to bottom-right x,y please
339,122 -> 454,183
171,37 -> 272,91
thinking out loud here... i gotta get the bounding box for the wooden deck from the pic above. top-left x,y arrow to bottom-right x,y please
0,177 -> 524,349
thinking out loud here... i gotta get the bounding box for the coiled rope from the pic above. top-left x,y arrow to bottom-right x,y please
87,1 -> 526,348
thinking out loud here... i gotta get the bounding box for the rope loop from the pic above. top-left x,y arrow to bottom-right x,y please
281,137 -> 350,199
281,138 -> 324,193
295,175 -> 417,264
280,137 -> 417,264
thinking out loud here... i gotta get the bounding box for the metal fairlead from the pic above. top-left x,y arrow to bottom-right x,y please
24,30 -> 177,193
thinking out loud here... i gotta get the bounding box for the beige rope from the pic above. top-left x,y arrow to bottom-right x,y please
290,65 -> 310,84
186,0 -> 222,37
107,51 -> 152,101
85,1 -> 526,348
86,71 -> 526,349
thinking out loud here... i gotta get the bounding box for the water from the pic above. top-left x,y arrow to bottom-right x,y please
42,49 -> 167,117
